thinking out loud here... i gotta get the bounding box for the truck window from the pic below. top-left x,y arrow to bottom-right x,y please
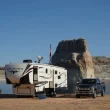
81,79 -> 96,84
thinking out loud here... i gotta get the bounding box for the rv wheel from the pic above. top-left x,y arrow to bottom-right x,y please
53,92 -> 56,97
50,92 -> 53,97
50,92 -> 54,97
51,92 -> 56,97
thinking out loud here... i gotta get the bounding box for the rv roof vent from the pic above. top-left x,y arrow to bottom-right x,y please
23,59 -> 32,63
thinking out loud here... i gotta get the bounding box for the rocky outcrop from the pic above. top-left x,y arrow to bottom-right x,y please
93,56 -> 110,79
52,38 -> 94,78
52,38 -> 94,93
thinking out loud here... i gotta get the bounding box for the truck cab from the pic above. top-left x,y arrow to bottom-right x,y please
76,78 -> 106,98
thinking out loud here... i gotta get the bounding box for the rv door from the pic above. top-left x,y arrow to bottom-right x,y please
33,66 -> 38,81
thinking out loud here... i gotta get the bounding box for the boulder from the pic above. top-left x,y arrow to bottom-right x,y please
52,38 -> 94,93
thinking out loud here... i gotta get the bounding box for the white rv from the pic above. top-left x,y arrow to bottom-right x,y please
5,60 -> 67,97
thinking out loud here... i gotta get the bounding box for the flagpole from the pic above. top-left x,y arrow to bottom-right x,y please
49,44 -> 52,64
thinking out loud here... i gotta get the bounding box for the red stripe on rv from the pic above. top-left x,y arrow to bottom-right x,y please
26,68 -> 34,73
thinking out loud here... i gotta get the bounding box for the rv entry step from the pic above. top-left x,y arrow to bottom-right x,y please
36,93 -> 47,99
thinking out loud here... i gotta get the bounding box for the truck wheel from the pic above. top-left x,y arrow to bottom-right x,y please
93,91 -> 96,98
76,94 -> 80,98
101,89 -> 105,97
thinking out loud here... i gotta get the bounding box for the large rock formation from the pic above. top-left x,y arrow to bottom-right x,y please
52,38 -> 94,93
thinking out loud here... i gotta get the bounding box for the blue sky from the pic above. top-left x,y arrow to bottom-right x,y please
0,0 -> 110,66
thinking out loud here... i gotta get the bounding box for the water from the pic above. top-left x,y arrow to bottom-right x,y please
0,80 -> 110,94
104,80 -> 110,94
0,81 -> 13,94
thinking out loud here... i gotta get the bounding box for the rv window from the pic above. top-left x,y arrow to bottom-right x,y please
55,71 -> 57,74
55,83 -> 57,87
58,76 -> 61,79
46,69 -> 48,73
33,68 -> 38,74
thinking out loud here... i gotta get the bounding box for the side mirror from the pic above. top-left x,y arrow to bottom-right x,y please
77,82 -> 79,85
101,82 -> 104,85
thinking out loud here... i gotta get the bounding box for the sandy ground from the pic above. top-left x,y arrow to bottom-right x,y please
0,94 -> 110,110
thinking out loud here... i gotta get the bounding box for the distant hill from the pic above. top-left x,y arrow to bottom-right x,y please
0,67 -> 4,70
0,70 -> 5,80
93,56 -> 110,65
0,67 -> 5,77
93,56 -> 110,79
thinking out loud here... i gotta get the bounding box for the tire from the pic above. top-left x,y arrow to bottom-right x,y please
93,91 -> 96,98
101,89 -> 105,97
76,94 -> 80,98
50,92 -> 54,97
50,91 -> 56,97
53,92 -> 56,97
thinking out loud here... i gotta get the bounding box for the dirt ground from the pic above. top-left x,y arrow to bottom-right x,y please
0,94 -> 110,110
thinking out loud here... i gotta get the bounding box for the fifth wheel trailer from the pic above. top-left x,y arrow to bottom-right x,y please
5,61 -> 67,97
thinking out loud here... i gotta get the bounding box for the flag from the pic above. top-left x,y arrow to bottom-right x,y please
49,44 -> 52,58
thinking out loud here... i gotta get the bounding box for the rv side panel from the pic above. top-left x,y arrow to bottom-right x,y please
38,66 -> 53,82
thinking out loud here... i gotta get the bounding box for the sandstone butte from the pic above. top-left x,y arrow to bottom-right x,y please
51,38 -> 95,93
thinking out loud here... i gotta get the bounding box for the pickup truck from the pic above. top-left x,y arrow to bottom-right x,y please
76,78 -> 106,98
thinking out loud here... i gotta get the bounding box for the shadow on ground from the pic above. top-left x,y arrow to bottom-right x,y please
0,94 -> 16,98
53,94 -> 103,99
0,94 -> 34,98
0,94 -> 103,99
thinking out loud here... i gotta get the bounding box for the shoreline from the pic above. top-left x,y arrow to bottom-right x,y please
0,77 -> 110,81
0,77 -> 6,81
0,77 -> 110,83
